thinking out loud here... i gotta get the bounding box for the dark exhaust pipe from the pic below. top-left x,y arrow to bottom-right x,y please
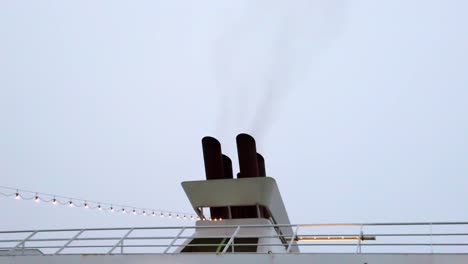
201,137 -> 231,219
201,137 -> 224,180
257,153 -> 266,177
236,133 -> 259,178
222,154 -> 233,179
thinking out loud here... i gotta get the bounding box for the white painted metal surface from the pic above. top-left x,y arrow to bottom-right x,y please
1,253 -> 468,264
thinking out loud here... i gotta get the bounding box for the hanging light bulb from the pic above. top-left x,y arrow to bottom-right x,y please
98,204 -> 102,211
34,194 -> 40,203
168,213 -> 172,218
132,209 -> 136,215
84,202 -> 89,209
160,212 -> 164,218
69,201 -> 74,207
122,208 -> 126,213
183,215 -> 187,220
15,192 -> 20,200
152,211 -> 156,217
52,197 -> 57,205
110,206 -> 114,212
176,214 -> 180,219
143,210 -> 147,216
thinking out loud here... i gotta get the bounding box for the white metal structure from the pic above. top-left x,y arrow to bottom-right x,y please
1,169 -> 468,262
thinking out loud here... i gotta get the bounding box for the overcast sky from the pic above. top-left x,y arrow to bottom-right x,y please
0,0 -> 467,231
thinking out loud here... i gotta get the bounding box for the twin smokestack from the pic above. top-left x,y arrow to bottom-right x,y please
202,133 -> 266,181
202,133 -> 267,219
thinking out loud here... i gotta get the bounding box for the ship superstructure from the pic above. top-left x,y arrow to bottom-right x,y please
1,134 -> 468,263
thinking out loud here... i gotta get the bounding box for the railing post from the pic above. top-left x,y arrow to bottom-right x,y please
356,225 -> 363,254
222,226 -> 241,254
286,226 -> 299,253
55,229 -> 85,255
163,227 -> 186,254
107,228 -> 134,255
430,222 -> 433,254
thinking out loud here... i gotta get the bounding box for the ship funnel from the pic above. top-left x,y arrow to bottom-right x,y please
201,137 -> 224,180
236,133 -> 260,178
222,154 -> 234,179
257,153 -> 266,177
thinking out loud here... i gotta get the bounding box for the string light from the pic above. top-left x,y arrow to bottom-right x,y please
0,186 -> 195,221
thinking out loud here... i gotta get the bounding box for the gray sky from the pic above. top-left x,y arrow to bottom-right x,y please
0,0 -> 467,231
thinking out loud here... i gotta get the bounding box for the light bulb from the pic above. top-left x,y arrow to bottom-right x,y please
34,196 -> 40,203
69,201 -> 74,207
122,208 -> 126,213
152,211 -> 156,216
98,205 -> 102,211
168,213 -> 172,218
143,211 -> 146,216
160,212 -> 164,218
132,209 -> 136,215
15,193 -> 20,200
84,203 -> 89,209
52,198 -> 57,205
110,207 -> 114,212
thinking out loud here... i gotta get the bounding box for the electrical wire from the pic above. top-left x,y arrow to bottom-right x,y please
0,186 -> 197,221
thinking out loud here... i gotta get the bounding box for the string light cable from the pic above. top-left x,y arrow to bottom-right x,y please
0,185 -> 198,221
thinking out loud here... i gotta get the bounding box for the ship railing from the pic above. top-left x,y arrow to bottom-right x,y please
0,221 -> 467,255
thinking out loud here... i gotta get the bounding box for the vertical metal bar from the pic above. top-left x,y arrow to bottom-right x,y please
286,226 -> 299,253
121,240 -> 124,254
356,226 -> 363,254
256,204 -> 261,218
222,226 -> 241,254
55,229 -> 85,255
228,206 -> 232,219
107,228 -> 134,255
163,227 -> 186,254
430,222 -> 434,254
